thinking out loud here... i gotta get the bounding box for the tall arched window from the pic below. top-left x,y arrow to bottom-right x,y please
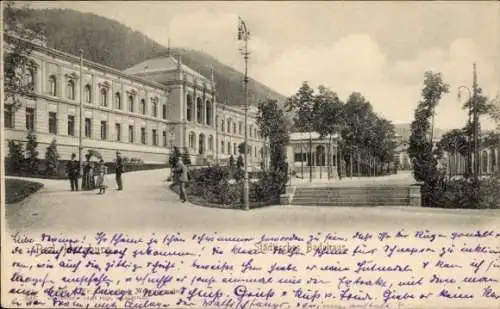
189,131 -> 196,149
140,99 -> 146,114
249,125 -> 253,137
128,95 -> 134,112
196,97 -> 203,124
100,88 -> 108,106
208,135 -> 213,152
186,94 -> 193,121
221,120 -> 225,132
233,123 -> 236,134
151,98 -> 158,117
84,84 -> 92,103
48,75 -> 57,96
206,100 -> 212,125
114,92 -> 121,109
239,122 -> 242,135
66,80 -> 75,100
199,134 -> 205,154
227,118 -> 231,133
221,141 -> 225,154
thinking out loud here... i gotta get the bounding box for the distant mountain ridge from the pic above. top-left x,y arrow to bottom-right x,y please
394,123 -> 447,141
14,8 -> 286,106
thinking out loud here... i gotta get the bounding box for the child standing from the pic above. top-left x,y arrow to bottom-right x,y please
96,160 -> 108,194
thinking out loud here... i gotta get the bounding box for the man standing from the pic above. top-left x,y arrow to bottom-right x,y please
115,151 -> 124,190
174,157 -> 188,202
66,153 -> 80,191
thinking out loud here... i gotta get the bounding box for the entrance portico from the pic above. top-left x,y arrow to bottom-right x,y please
286,132 -> 340,179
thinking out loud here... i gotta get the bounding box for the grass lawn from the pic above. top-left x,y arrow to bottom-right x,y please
5,179 -> 44,204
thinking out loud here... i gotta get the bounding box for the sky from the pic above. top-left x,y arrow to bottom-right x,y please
21,1 -> 500,131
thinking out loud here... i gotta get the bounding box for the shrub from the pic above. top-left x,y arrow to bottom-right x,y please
169,146 -> 181,167
182,147 -> 192,166
237,155 -> 244,169
6,140 -> 24,174
24,131 -> 39,174
45,138 -> 59,176
5,179 -> 44,204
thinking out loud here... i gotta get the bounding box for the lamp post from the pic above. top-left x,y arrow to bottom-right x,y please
238,17 -> 251,211
78,49 -> 84,178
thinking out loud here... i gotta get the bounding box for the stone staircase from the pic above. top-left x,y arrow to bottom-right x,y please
290,185 -> 414,207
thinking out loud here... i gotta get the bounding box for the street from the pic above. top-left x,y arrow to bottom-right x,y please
5,168 -> 499,233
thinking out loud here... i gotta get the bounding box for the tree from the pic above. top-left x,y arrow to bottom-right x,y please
286,82 -> 316,181
238,142 -> 249,155
257,99 -> 281,170
45,138 -> 60,176
182,147 -> 191,166
229,155 -> 235,167
438,129 -> 468,177
6,140 -> 24,174
313,86 -> 344,179
237,155 -> 244,169
341,92 -> 376,177
25,130 -> 39,174
408,71 -> 449,207
168,146 -> 181,167
4,2 -> 45,110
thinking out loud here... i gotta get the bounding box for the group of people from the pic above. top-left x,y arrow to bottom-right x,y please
66,151 -> 124,194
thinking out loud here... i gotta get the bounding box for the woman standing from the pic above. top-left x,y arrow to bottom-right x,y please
82,154 -> 95,190
96,160 -> 108,194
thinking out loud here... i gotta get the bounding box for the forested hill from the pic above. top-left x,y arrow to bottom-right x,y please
14,8 -> 286,106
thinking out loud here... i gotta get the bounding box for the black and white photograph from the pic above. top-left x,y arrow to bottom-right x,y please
1,1 -> 499,309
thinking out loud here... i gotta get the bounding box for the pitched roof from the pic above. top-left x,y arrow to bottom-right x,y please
123,56 -> 208,81
289,132 -> 339,141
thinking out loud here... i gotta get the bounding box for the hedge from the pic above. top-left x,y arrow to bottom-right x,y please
5,179 -> 44,204
170,166 -> 283,209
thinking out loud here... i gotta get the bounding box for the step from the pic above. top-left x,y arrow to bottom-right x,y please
290,201 -> 410,206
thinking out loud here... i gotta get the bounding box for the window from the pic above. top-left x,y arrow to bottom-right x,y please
152,129 -> 158,146
140,99 -> 146,115
100,88 -> 108,107
197,98 -> 203,124
186,95 -> 193,121
163,130 -> 167,147
27,69 -> 35,92
227,119 -> 231,133
249,126 -> 253,137
115,123 -> 121,142
233,123 -> 236,134
48,112 -> 57,134
234,143 -> 237,155
48,75 -> 57,96
4,106 -> 14,128
254,128 -> 257,138
100,121 -> 107,140
114,92 -> 121,109
66,80 -> 75,100
221,141 -> 225,154
141,127 -> 146,144
128,125 -> 134,143
239,122 -> 242,135
208,135 -> 213,152
84,84 -> 92,103
151,98 -> 158,117
227,142 -> 230,154
189,132 -> 195,149
67,115 -> 75,136
128,95 -> 134,112
162,104 -> 167,120
26,108 -> 35,131
221,120 -> 225,132
85,118 -> 92,138
206,100 -> 212,125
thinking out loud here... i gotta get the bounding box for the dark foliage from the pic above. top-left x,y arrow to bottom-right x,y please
5,179 -> 44,204
24,130 -> 39,173
44,138 -> 59,176
6,140 -> 24,174
168,146 -> 181,167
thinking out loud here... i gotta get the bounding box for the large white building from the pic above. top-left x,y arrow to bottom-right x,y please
3,34 -> 265,166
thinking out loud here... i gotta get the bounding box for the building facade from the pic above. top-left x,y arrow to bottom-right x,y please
286,132 -> 340,179
3,35 -> 265,166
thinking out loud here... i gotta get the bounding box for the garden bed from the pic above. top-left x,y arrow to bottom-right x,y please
168,166 -> 284,210
5,179 -> 44,204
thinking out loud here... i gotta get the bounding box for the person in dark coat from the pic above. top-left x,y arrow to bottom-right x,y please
115,151 -> 124,190
174,157 -> 189,202
66,153 -> 80,191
